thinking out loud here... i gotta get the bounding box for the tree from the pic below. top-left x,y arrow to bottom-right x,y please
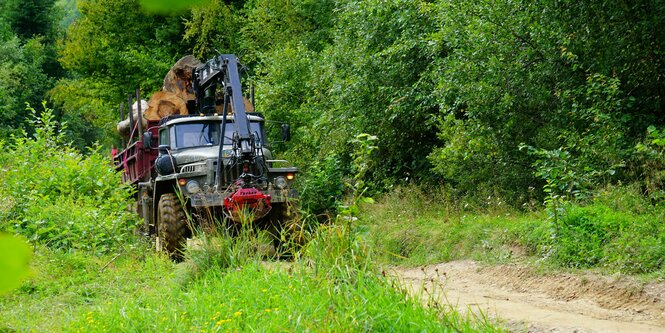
3,0 -> 58,40
0,37 -> 53,138
428,0 -> 665,203
3,0 -> 63,77
253,0 -> 441,181
54,0 -> 192,147
0,0 -> 62,139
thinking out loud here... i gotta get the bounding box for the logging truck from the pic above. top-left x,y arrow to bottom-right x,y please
113,54 -> 298,259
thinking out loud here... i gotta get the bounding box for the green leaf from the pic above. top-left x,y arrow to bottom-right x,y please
360,197 -> 375,204
0,233 -> 32,295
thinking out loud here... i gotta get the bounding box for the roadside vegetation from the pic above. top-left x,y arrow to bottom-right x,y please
361,185 -> 665,278
1,229 -> 502,332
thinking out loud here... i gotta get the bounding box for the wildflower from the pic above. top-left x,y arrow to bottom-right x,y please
233,311 -> 242,317
216,318 -> 232,326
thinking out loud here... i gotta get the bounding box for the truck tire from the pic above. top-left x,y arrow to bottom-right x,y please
157,193 -> 189,260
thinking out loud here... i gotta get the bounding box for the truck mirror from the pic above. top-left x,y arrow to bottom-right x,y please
158,144 -> 170,155
143,132 -> 153,149
281,124 -> 291,142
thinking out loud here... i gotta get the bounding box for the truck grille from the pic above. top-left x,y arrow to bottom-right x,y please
180,163 -> 206,173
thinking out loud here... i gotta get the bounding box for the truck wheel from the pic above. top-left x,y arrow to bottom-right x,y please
157,193 -> 190,260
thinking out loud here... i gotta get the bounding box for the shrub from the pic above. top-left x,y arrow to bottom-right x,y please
537,187 -> 665,273
635,125 -> 665,205
298,154 -> 345,215
0,104 -> 136,254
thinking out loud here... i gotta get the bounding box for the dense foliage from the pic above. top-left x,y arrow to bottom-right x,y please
0,105 -> 136,253
180,0 -> 665,212
1,0 -> 664,213
0,0 -> 61,138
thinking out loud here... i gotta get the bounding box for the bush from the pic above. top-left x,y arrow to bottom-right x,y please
298,154 -> 345,215
0,104 -> 136,254
534,186 -> 665,273
635,125 -> 665,205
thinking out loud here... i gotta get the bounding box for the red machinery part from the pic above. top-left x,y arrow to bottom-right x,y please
224,187 -> 272,221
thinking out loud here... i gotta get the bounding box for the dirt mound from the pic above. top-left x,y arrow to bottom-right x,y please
392,260 -> 665,333
475,263 -> 663,314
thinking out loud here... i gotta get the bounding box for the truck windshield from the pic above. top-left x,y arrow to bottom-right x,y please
172,122 -> 220,148
171,121 -> 264,149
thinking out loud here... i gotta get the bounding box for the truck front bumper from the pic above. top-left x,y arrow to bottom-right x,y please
188,188 -> 298,208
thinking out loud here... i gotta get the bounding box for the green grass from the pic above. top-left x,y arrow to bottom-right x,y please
358,186 -> 539,266
0,242 -> 172,332
0,225 -> 502,332
360,185 -> 665,277
3,179 -> 663,332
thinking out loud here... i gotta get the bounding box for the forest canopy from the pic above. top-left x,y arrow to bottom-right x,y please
1,0 -> 663,213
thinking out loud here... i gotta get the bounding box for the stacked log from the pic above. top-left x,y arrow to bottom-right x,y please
215,98 -> 255,115
143,55 -> 201,121
145,55 -> 201,120
117,56 -> 200,136
145,91 -> 189,120
117,55 -> 255,137
116,100 -> 148,137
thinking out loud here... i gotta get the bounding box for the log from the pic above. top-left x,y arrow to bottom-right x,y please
162,55 -> 200,101
215,97 -> 255,114
144,91 -> 189,120
140,55 -> 200,122
117,100 -> 148,137
117,55 -> 257,138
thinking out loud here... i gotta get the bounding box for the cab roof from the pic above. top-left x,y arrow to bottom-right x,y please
160,113 -> 265,126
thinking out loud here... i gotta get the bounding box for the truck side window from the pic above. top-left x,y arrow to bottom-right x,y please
169,126 -> 177,148
250,122 -> 263,146
159,129 -> 169,146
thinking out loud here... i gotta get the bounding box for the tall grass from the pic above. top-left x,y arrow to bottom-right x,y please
0,243 -> 171,332
358,185 -> 532,265
360,184 -> 665,276
61,219 -> 500,332
533,185 -> 665,273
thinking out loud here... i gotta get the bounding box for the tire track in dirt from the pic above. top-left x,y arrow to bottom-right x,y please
392,260 -> 665,332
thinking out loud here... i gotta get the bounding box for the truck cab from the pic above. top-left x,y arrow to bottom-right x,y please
152,114 -> 297,210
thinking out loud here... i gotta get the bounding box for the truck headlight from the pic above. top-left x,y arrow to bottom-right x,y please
274,176 -> 287,189
186,180 -> 201,194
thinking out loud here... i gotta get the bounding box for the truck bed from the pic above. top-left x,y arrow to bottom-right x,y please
113,120 -> 160,185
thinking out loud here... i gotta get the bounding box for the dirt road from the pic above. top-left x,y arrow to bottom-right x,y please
392,260 -> 665,332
